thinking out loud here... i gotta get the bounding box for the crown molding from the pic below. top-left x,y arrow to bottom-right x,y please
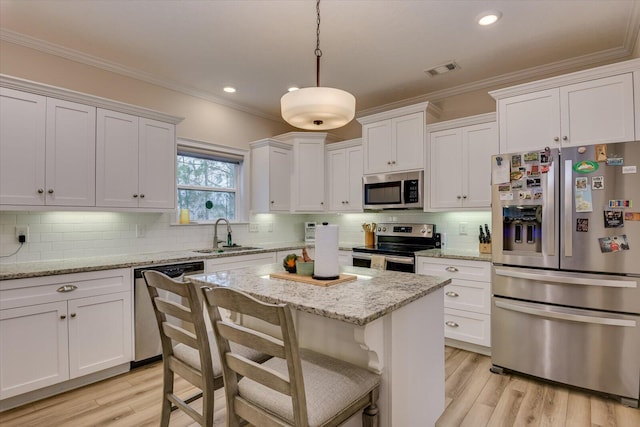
426,112 -> 496,133
0,74 -> 184,124
0,28 -> 284,123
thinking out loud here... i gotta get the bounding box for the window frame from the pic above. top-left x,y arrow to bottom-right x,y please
176,138 -> 249,223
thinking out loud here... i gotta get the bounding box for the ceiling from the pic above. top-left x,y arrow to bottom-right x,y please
1,0 -> 639,123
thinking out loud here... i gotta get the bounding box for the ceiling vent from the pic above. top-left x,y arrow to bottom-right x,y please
424,61 -> 460,77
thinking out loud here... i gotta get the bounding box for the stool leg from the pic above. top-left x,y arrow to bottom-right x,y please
362,402 -> 379,427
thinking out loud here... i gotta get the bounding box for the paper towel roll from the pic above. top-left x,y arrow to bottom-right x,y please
314,223 -> 339,280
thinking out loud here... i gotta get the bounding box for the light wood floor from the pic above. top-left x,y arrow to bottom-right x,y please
1,347 -> 638,426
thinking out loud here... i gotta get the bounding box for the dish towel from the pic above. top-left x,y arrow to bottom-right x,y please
370,255 -> 387,270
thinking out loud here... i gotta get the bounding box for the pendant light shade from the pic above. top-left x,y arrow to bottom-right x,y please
281,86 -> 355,130
281,0 -> 355,130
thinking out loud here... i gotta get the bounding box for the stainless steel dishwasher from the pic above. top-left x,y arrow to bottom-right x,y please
132,261 -> 204,367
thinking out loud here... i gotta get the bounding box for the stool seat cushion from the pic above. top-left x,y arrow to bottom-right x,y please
238,348 -> 380,427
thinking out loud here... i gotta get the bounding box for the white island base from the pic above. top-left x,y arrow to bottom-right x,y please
295,287 -> 445,427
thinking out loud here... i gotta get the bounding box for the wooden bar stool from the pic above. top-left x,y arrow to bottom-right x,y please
143,271 -> 267,426
201,286 -> 381,427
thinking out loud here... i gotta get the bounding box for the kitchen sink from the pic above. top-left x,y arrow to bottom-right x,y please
193,246 -> 262,254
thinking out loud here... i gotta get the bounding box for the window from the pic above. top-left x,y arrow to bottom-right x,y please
176,145 -> 242,221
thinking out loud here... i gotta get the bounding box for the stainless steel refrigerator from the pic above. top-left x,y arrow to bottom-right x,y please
490,141 -> 640,408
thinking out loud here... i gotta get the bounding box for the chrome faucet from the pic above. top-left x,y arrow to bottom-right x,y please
213,218 -> 232,249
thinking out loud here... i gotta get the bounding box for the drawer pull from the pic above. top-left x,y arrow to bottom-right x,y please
60,315 -> 66,320
446,291 -> 459,298
70,313 -> 77,318
445,321 -> 459,328
57,285 -> 78,293
445,267 -> 459,273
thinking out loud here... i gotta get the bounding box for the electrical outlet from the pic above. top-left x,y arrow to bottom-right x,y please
16,226 -> 29,243
268,223 -> 273,232
249,223 -> 259,233
459,222 -> 468,235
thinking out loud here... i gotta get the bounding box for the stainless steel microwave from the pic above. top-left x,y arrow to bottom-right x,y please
363,170 -> 424,210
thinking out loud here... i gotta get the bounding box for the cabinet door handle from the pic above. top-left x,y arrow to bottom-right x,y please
48,189 -> 54,194
60,315 -> 67,320
554,136 -> 560,142
445,266 -> 459,272
562,136 -> 568,141
462,195 -> 467,199
70,313 -> 77,318
446,291 -> 459,297
387,161 -> 391,165
391,160 -> 396,164
270,200 -> 274,204
37,188 -> 44,194
445,321 -> 459,328
57,285 -> 78,293
133,194 -> 138,198
456,195 -> 461,199
139,194 -> 145,198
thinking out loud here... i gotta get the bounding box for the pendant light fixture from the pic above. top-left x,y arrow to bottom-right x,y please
280,0 -> 355,130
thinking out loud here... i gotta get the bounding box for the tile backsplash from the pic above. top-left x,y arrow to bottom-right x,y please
0,210 -> 490,264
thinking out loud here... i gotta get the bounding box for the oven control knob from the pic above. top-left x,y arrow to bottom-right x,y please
421,228 -> 426,234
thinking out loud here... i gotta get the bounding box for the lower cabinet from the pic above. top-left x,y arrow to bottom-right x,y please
0,269 -> 132,400
416,257 -> 491,353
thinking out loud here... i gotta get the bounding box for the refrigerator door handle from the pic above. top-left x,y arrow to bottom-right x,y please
564,159 -> 573,257
494,299 -> 637,327
546,160 -> 555,256
494,267 -> 637,288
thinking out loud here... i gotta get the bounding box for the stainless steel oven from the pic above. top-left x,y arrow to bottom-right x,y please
352,223 -> 440,273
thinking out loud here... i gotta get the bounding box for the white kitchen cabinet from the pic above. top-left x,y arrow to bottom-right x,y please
417,257 -> 491,354
427,115 -> 497,210
326,139 -> 363,212
206,252 -> 277,273
291,135 -> 326,212
0,269 -> 132,400
0,89 -> 96,207
491,62 -> 637,153
250,139 -> 292,213
360,109 -> 426,174
96,109 -> 176,209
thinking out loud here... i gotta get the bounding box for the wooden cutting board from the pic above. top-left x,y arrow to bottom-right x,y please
269,272 -> 357,287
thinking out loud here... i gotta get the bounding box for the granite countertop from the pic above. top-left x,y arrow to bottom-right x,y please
415,248 -> 492,262
188,264 -> 450,326
0,242 -> 358,280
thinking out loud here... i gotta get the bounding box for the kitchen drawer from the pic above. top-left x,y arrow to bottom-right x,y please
417,257 -> 490,282
444,308 -> 491,347
444,279 -> 491,315
0,269 -> 131,310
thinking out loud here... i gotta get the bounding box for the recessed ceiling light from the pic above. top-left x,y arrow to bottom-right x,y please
223,86 -> 236,93
477,10 -> 502,26
288,87 -> 299,92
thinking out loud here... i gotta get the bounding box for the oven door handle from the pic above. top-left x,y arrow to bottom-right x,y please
351,253 -> 414,265
494,267 -> 637,288
494,299 -> 637,327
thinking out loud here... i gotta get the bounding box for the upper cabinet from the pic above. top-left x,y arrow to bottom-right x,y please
326,139 -> 363,212
96,110 -> 176,209
250,132 -> 339,214
427,114 -> 497,210
358,102 -> 438,174
250,139 -> 292,213
490,59 -> 639,153
279,132 -> 339,212
0,75 -> 183,211
0,88 -> 96,207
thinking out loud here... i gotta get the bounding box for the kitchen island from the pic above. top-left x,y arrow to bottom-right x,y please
188,264 -> 450,427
